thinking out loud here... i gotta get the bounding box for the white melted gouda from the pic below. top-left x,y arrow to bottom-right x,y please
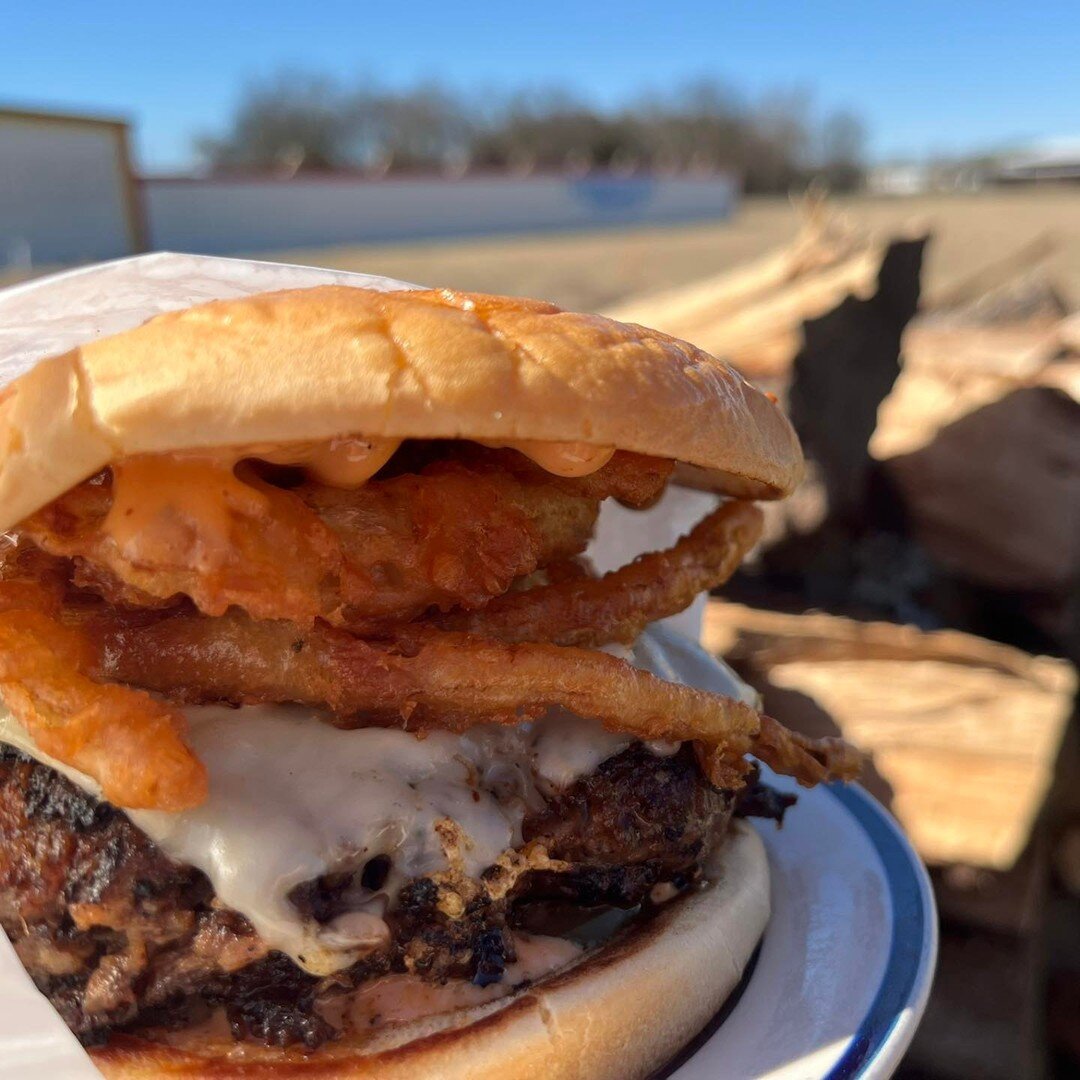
0,628 -> 756,977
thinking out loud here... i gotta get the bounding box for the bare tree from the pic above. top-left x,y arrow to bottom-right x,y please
819,110 -> 867,192
742,88 -> 813,192
630,80 -> 749,171
198,73 -> 867,191
346,84 -> 474,171
197,74 -> 351,174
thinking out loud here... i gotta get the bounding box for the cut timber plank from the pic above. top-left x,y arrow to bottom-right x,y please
600,204 -> 915,379
607,246 -> 884,377
704,601 -> 1077,871
871,323 -> 1062,460
706,602 -> 1068,680
926,231 -> 1059,314
603,201 -> 863,332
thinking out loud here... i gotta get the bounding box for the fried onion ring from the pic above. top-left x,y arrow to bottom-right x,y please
753,714 -> 863,785
442,499 -> 763,646
696,714 -> 862,790
82,609 -> 859,788
0,608 -> 206,811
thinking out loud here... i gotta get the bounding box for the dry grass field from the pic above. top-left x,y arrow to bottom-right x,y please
267,188 -> 1080,311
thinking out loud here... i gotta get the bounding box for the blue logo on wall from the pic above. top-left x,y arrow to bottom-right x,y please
570,176 -> 657,216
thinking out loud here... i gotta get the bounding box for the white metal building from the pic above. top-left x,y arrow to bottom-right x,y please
995,138 -> 1080,183
0,108 -> 145,268
142,172 -> 738,255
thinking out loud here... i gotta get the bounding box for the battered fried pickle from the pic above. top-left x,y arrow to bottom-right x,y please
300,460 -> 598,629
19,462 -> 342,622
21,451 -> 669,629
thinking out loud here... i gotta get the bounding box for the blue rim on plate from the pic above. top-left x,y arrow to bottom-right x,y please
822,783 -> 936,1078
658,782 -> 936,1080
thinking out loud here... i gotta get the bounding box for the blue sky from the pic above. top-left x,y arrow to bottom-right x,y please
4,1 -> 1078,171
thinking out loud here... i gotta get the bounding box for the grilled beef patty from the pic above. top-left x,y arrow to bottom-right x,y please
0,743 -> 789,1049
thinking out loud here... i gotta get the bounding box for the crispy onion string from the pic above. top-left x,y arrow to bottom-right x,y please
84,609 -> 859,790
441,499 -> 763,647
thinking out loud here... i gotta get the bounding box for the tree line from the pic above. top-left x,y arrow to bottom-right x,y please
198,75 -> 866,193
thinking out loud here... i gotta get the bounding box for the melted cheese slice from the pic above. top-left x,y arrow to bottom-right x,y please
0,628 -> 756,976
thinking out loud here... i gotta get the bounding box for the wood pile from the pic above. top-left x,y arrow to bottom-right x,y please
872,263 -> 1080,657
613,202 -> 1078,662
619,208 -> 1080,1077
704,601 -> 1076,872
704,599 -> 1078,1080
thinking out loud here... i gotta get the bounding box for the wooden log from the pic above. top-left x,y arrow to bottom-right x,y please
601,204 -> 915,380
607,244 -> 886,377
869,276 -> 1080,620
871,324 -> 1064,460
927,231 -> 1058,313
1059,311 -> 1080,353
708,602 -> 1068,678
704,601 -> 1077,872
603,199 -> 863,334
883,385 -> 1080,594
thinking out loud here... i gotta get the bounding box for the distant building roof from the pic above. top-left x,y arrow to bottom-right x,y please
996,137 -> 1080,182
867,163 -> 931,196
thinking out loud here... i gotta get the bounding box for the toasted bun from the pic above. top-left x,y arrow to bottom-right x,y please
90,822 -> 767,1080
0,287 -> 801,530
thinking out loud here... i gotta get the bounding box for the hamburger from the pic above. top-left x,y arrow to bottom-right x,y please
0,286 -> 859,1078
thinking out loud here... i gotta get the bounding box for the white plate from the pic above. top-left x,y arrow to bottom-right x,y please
657,771 -> 937,1080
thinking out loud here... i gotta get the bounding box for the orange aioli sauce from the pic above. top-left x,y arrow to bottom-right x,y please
238,436 -> 402,488
480,439 -> 615,477
104,454 -> 270,563
100,437 -> 616,557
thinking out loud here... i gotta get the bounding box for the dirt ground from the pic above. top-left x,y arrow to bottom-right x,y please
264,188 -> 1080,312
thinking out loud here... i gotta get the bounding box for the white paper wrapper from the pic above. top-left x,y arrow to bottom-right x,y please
0,253 -> 720,1075
0,252 -> 418,384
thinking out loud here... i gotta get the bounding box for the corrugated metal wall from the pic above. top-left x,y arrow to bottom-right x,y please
143,174 -> 737,254
0,112 -> 142,265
